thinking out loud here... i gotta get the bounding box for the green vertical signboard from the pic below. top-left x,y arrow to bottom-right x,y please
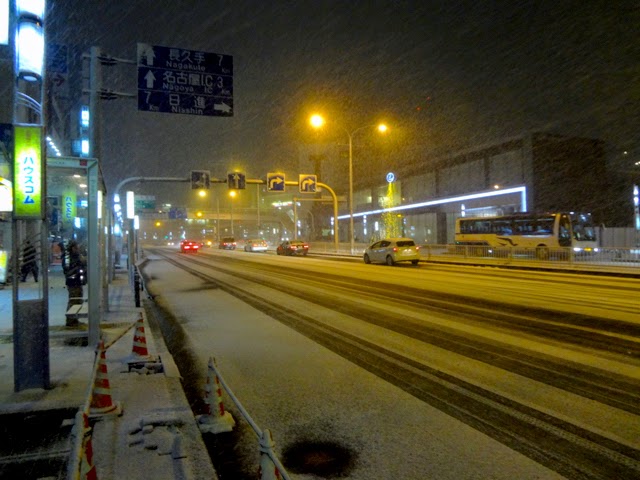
13,126 -> 43,219
62,187 -> 77,230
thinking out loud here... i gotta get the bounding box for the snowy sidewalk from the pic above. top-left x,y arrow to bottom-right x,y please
91,311 -> 217,479
0,267 -> 217,479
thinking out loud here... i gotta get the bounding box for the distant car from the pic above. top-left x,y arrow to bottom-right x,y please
202,239 -> 214,248
363,238 -> 420,265
219,237 -> 236,250
276,240 -> 309,256
244,238 -> 268,252
180,240 -> 200,254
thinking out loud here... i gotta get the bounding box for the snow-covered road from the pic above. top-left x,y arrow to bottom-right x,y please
141,247 -> 640,479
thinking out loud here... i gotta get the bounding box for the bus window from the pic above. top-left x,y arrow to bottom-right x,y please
571,214 -> 597,241
533,217 -> 554,234
513,219 -> 533,235
492,220 -> 512,235
558,215 -> 571,247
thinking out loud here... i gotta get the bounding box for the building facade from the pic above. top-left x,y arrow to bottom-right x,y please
300,132 -> 629,245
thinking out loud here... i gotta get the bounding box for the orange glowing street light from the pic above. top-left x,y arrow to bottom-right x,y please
310,114 -> 388,253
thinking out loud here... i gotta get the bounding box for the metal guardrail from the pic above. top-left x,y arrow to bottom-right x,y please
418,244 -> 640,273
308,242 -> 640,274
206,357 -> 292,480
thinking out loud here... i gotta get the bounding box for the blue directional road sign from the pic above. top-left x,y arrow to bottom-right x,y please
267,173 -> 285,191
227,172 -> 246,190
137,43 -> 233,117
299,174 -> 317,193
169,207 -> 187,219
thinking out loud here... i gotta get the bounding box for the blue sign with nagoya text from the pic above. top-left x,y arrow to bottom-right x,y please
137,43 -> 233,117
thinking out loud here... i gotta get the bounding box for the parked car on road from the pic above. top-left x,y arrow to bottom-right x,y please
244,238 -> 268,252
276,240 -> 309,256
180,240 -> 200,254
363,238 -> 420,265
219,237 -> 236,250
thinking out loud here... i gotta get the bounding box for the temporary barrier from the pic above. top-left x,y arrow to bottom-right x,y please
79,412 -> 98,480
131,312 -> 151,358
67,318 -> 141,479
258,429 -> 282,480
197,357 -> 236,433
67,409 -> 98,480
123,313 -> 162,371
89,340 -> 123,417
203,356 -> 291,480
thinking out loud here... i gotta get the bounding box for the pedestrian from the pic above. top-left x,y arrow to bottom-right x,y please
20,240 -> 38,282
63,241 -> 86,326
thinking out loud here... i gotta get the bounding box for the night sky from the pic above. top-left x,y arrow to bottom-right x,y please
47,1 -> 639,201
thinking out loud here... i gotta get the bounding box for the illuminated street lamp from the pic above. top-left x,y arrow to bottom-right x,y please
310,114 -> 388,253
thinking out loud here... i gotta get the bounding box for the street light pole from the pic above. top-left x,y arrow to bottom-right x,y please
309,115 -> 387,255
229,190 -> 236,235
346,124 -> 387,254
348,131 -> 355,255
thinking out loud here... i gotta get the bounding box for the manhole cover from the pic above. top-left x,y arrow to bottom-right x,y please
282,440 -> 355,477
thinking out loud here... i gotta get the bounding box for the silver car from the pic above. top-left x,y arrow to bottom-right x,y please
363,238 -> 421,266
244,238 -> 268,252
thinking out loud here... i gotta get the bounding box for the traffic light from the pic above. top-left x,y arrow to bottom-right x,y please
191,170 -> 211,190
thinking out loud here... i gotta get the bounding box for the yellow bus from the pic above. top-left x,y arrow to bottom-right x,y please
455,212 -> 598,259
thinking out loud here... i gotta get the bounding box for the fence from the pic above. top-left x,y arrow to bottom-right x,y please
309,241 -> 640,274
203,357 -> 291,480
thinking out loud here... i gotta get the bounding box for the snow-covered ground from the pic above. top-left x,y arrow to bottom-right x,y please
144,249 -> 632,479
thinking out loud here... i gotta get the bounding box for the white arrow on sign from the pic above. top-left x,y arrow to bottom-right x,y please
138,44 -> 155,66
230,173 -> 241,188
144,70 -> 156,88
214,102 -> 231,113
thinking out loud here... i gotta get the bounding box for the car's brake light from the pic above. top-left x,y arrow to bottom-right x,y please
415,246 -> 420,250
392,247 -> 398,252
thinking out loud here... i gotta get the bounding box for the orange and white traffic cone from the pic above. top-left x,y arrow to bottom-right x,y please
258,429 -> 283,480
197,357 -> 235,433
80,412 -> 98,480
131,313 -> 151,358
89,340 -> 123,417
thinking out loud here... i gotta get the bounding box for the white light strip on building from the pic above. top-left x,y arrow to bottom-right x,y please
338,186 -> 527,220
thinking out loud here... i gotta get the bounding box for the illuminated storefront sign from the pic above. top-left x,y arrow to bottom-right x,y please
62,187 -> 77,229
13,125 -> 43,218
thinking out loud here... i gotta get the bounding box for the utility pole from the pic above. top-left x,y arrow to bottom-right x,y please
11,2 -> 49,391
